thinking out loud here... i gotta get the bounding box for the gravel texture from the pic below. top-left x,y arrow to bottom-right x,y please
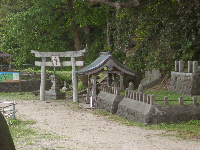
14,99 -> 200,150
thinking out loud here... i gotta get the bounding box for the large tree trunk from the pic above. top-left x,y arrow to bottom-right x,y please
67,0 -> 82,51
67,0 -> 88,87
83,25 -> 90,45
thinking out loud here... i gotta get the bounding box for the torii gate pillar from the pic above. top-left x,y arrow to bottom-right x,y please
31,48 -> 87,102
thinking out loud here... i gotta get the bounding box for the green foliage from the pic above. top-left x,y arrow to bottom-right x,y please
1,0 -> 74,66
47,71 -> 72,83
126,0 -> 200,76
78,81 -> 86,91
1,0 -> 200,79
0,0 -> 109,67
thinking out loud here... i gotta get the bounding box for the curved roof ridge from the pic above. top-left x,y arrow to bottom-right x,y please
76,52 -> 136,76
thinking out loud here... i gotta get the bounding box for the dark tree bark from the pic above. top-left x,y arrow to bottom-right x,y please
67,0 -> 88,87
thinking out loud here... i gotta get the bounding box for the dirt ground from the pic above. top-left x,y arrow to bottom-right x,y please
13,99 -> 200,150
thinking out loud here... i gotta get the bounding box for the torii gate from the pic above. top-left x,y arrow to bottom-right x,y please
31,48 -> 87,102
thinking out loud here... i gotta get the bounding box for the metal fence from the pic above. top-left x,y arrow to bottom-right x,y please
0,102 -> 17,119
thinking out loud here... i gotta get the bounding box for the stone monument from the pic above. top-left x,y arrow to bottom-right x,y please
45,73 -> 65,100
127,82 -> 134,90
138,84 -> 143,93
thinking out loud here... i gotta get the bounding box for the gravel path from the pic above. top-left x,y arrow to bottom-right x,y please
14,99 -> 200,150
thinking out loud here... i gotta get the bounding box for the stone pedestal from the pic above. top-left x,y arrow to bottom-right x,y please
45,74 -> 65,100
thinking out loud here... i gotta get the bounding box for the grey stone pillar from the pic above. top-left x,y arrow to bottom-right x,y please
92,74 -> 97,99
125,89 -> 128,98
117,87 -> 120,95
133,92 -> 136,100
113,74 -> 117,87
143,94 -> 147,103
147,95 -> 151,104
120,74 -> 124,90
107,73 -> 112,86
188,61 -> 192,73
179,97 -> 183,106
71,57 -> 78,102
130,91 -> 133,99
138,84 -> 143,93
40,57 -> 46,100
193,61 -> 198,73
136,92 -> 139,101
175,61 -> 179,72
150,94 -> 155,105
193,96 -> 197,106
86,75 -> 91,104
179,60 -> 184,72
164,96 -> 168,106
139,93 -> 143,102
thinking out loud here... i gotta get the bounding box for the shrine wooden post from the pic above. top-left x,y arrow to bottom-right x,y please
31,48 -> 87,102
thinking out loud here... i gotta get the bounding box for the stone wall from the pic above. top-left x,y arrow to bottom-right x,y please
168,61 -> 200,96
97,87 -> 200,124
96,85 -> 124,114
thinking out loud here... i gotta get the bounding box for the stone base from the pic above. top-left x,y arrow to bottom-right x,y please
45,90 -> 66,100
168,72 -> 200,96
97,91 -> 124,114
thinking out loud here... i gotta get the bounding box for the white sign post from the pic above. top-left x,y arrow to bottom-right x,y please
31,48 -> 87,102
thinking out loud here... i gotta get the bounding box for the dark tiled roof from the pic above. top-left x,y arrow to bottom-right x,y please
76,52 -> 136,76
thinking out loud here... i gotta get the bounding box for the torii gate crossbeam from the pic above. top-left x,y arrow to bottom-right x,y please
31,48 -> 87,102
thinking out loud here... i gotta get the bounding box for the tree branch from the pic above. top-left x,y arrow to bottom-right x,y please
84,0 -> 139,8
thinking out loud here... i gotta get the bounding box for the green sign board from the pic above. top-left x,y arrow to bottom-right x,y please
0,72 -> 20,82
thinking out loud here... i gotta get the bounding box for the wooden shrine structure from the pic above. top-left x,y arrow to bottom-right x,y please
76,51 -> 136,105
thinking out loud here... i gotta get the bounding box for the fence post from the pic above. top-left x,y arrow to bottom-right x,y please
139,93 -> 143,102
130,91 -> 133,99
179,60 -> 184,72
125,89 -> 128,98
179,97 -> 183,106
136,92 -> 139,101
150,94 -> 155,105
133,92 -> 136,100
147,95 -> 151,104
193,61 -> 198,73
193,96 -> 197,106
188,61 -> 192,73
175,61 -> 179,72
116,88 -> 120,95
143,94 -> 147,103
164,96 -> 168,106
